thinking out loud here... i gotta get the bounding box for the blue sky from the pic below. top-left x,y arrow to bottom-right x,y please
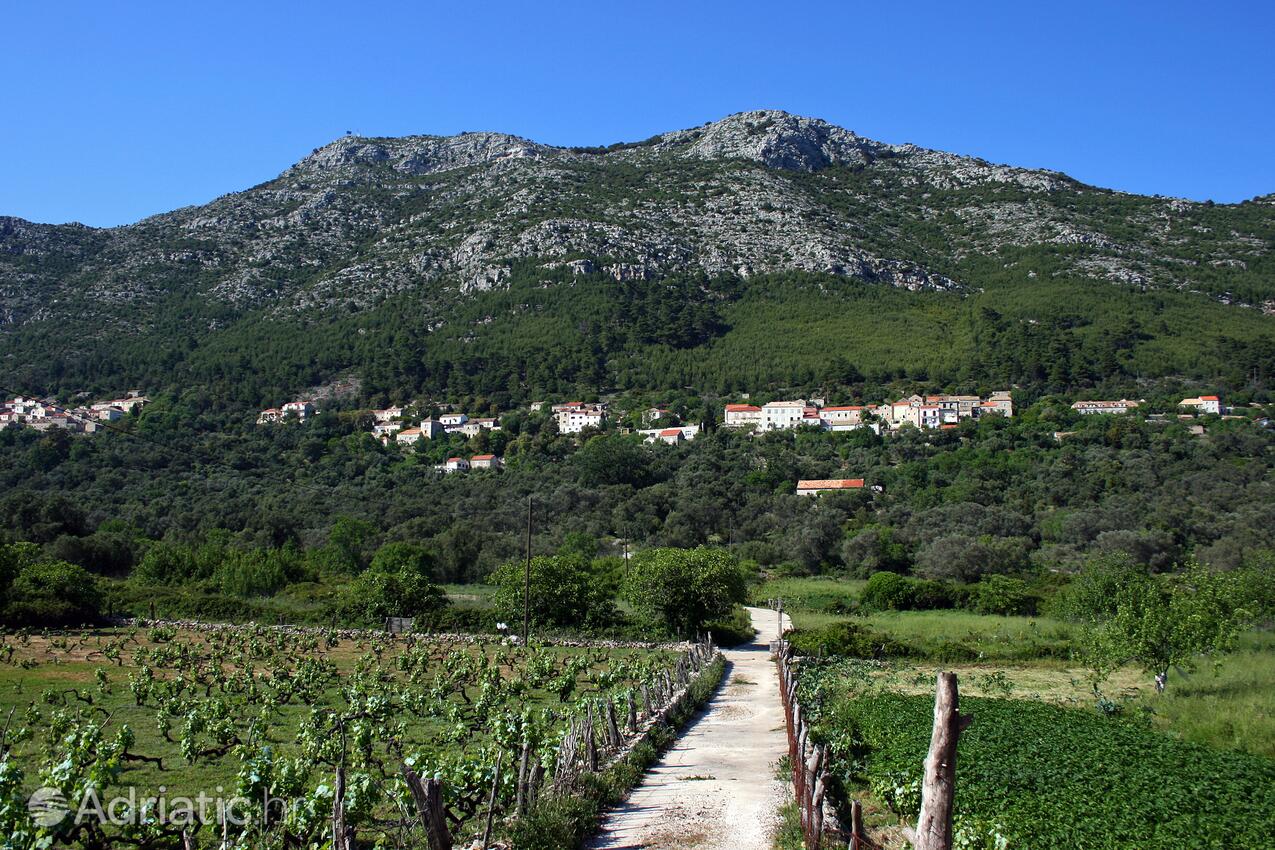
3,1 -> 1273,227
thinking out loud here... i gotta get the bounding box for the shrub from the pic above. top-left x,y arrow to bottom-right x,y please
343,568 -> 448,625
4,559 -> 102,627
964,575 -> 1040,616
704,605 -> 755,646
787,621 -> 909,659
860,572 -> 954,612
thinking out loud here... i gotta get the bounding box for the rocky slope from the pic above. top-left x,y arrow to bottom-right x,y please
2,109 -> 1272,344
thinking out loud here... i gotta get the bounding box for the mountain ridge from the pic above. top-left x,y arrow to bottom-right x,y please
1,110 -> 1272,400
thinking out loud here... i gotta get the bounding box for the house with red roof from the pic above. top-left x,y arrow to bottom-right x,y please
796,479 -> 866,497
1180,395 -> 1222,415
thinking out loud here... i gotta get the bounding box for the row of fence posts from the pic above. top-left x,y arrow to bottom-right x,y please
772,600 -> 972,850
776,639 -> 837,849
333,636 -> 719,850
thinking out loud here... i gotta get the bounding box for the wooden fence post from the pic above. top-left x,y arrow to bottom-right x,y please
402,765 -> 454,850
912,672 -> 973,850
480,749 -> 503,849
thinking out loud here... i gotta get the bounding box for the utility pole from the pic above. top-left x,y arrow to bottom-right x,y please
523,495 -> 532,646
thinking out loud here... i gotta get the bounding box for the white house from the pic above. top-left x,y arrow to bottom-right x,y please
443,457 -> 471,473
984,391 -> 1014,417
456,417 -> 500,438
723,404 -> 762,428
820,406 -> 866,429
372,406 -> 404,423
1072,399 -> 1141,415
796,478 -> 866,497
555,403 -> 606,434
282,401 -> 316,419
91,395 -> 147,415
257,408 -> 283,424
396,427 -> 425,445
1180,396 -> 1222,415
639,424 -> 700,443
470,454 -> 502,470
760,400 -> 807,431
372,421 -> 404,439
439,413 -> 468,427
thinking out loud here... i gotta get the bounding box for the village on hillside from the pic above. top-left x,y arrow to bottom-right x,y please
238,388 -> 1248,487
0,392 -> 149,433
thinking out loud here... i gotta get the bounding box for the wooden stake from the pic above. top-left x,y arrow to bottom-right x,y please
913,672 -> 973,850
403,765 -> 453,850
481,749 -> 503,849
523,496 -> 532,645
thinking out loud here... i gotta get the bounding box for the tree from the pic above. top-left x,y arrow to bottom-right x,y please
624,546 -> 746,637
1062,556 -> 1254,692
329,515 -> 377,572
344,561 -> 448,624
573,434 -> 653,487
3,558 -> 102,627
489,554 -> 615,629
370,542 -> 438,581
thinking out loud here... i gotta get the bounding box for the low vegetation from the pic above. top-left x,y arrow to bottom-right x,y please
0,622 -> 713,848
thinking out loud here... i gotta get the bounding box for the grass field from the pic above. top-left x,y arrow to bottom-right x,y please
765,575 -> 1275,756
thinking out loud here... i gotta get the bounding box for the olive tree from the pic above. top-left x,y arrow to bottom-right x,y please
624,546 -> 746,637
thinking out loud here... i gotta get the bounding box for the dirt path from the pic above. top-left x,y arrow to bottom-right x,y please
586,606 -> 792,850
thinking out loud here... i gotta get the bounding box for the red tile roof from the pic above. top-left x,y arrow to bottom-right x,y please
725,404 -> 761,412
1200,395 -> 1219,401
471,454 -> 496,460
796,478 -> 865,490
659,428 -> 682,437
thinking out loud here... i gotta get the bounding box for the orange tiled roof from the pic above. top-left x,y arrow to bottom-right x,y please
796,478 -> 865,490
725,404 -> 761,412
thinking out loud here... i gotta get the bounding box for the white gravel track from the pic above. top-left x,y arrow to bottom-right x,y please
586,606 -> 793,850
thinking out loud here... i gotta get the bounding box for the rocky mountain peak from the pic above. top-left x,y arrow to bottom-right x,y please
661,109 -> 887,171
289,131 -> 551,178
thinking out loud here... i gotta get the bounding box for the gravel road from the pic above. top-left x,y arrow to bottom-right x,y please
586,605 -> 792,849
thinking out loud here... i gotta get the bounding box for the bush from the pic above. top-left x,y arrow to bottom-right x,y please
343,568 -> 448,625
3,559 -> 102,627
860,572 -> 954,612
964,575 -> 1040,616
788,621 -> 909,659
704,605 -> 755,646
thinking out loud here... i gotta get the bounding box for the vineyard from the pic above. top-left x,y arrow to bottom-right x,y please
793,658 -> 1275,849
0,622 -> 722,849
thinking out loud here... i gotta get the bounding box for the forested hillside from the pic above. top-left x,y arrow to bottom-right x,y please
2,398 -> 1271,625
